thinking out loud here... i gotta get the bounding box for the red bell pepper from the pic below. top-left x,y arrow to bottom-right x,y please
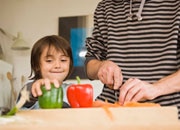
67,76 -> 93,108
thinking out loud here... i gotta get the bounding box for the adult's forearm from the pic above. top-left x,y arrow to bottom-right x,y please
86,59 -> 103,80
153,69 -> 180,96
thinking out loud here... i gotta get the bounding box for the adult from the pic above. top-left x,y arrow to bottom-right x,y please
85,0 -> 180,119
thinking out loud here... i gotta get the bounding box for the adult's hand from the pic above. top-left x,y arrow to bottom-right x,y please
119,78 -> 159,105
97,60 -> 123,89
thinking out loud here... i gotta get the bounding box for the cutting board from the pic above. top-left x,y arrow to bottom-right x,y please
0,107 -> 180,130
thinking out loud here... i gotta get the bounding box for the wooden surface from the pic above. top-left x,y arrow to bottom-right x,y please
0,107 -> 180,130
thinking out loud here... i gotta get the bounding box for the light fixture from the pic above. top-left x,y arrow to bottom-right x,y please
11,32 -> 30,50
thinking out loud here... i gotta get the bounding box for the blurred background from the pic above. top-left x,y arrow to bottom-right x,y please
0,0 -> 103,108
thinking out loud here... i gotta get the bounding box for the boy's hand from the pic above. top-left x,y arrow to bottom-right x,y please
31,78 -> 61,97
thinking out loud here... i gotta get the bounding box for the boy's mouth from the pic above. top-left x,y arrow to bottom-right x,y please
50,70 -> 64,73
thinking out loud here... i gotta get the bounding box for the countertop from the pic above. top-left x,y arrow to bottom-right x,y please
0,107 -> 180,130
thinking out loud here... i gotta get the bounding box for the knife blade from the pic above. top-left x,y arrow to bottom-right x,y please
114,90 -> 118,103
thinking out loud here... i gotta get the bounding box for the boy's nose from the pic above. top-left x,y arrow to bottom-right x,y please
55,61 -> 61,68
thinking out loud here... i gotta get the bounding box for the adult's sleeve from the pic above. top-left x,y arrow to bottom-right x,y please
85,1 -> 108,63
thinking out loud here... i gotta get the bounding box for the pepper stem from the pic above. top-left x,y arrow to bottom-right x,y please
76,76 -> 81,84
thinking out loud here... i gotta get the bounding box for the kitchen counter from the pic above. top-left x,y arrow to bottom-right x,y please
0,107 -> 180,130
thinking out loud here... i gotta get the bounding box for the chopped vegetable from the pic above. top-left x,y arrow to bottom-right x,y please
93,100 -> 160,107
102,106 -> 114,121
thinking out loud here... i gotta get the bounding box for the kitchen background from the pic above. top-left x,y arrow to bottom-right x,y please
0,0 -> 103,108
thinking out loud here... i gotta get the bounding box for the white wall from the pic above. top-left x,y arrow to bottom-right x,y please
0,0 -> 103,100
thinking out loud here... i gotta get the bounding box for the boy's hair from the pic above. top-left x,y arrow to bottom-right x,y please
29,35 -> 73,80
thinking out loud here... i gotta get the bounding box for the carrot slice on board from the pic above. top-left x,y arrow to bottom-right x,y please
102,106 -> 114,121
93,101 -> 160,107
93,101 -> 120,107
93,101 -> 160,121
124,102 -> 160,107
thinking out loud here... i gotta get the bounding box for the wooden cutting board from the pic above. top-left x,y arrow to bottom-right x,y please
0,107 -> 180,130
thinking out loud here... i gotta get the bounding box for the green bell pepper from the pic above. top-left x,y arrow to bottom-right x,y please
38,84 -> 63,109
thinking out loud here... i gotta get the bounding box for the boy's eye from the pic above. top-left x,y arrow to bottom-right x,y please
46,59 -> 53,62
61,59 -> 67,62
61,56 -> 69,62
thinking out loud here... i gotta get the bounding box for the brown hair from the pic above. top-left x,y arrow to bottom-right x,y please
29,35 -> 73,80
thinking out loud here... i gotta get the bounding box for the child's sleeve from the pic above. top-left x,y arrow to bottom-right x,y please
16,81 -> 39,109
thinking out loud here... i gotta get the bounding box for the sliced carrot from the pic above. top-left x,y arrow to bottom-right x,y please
93,101 -> 160,121
93,101 -> 160,107
102,106 -> 114,121
124,102 -> 160,107
93,100 -> 120,107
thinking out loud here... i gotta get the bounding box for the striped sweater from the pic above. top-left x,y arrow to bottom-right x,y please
85,0 -> 180,119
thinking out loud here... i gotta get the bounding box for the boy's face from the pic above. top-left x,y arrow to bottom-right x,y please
40,46 -> 70,82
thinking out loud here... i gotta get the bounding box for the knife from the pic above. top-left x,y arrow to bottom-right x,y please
114,90 -> 119,103
107,84 -> 119,103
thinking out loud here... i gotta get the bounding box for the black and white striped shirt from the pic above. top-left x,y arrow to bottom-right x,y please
85,0 -> 180,118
